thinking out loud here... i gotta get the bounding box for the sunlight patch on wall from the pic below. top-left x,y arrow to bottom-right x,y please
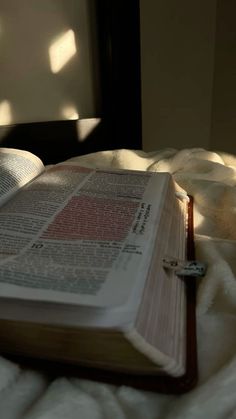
76,118 -> 101,142
49,29 -> 77,74
61,104 -> 79,120
0,100 -> 12,125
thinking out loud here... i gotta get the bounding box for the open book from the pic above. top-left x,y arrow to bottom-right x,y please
0,147 -> 198,393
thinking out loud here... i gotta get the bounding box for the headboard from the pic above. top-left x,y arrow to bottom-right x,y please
0,0 -> 142,164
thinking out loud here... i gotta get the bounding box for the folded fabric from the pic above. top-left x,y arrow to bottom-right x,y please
0,148 -> 235,419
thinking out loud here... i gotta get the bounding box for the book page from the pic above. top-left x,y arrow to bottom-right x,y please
0,164 -> 170,309
0,148 -> 44,206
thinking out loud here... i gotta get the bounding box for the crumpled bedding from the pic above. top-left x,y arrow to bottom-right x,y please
1,147 -> 236,419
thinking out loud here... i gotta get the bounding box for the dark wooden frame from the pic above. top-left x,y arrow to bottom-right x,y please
0,0 -> 142,164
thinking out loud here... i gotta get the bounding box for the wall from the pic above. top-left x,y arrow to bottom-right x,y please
2,1 -> 235,154
0,0 -> 98,125
140,0 -> 217,151
210,0 -> 236,154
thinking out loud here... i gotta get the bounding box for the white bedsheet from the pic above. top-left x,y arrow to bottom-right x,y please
0,148 -> 236,419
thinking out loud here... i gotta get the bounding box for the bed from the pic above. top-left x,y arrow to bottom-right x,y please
0,147 -> 236,419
